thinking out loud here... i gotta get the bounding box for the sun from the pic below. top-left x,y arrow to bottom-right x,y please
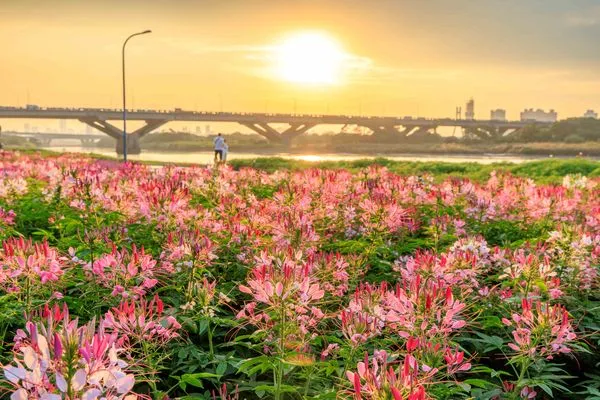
274,32 -> 346,85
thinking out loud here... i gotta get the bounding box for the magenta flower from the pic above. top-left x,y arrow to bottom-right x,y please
2,305 -> 139,400
84,244 -> 170,299
345,351 -> 429,400
103,294 -> 181,347
0,237 -> 65,294
502,298 -> 577,359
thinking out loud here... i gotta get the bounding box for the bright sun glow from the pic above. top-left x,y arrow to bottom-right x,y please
274,32 -> 346,85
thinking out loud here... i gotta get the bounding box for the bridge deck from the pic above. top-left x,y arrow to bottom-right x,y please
0,107 -> 549,129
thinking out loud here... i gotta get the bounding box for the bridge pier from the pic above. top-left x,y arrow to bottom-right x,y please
463,126 -> 506,141
80,138 -> 97,147
241,122 -> 315,146
115,134 -> 141,155
31,138 -> 52,146
79,118 -> 166,155
363,124 -> 425,140
366,125 -> 400,138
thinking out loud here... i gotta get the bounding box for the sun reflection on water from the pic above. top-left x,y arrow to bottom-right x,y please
296,155 -> 324,162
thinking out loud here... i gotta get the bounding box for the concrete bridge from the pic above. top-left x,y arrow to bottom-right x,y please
0,106 -> 552,154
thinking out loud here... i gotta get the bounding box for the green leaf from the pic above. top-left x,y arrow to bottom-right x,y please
537,383 -> 553,396
216,361 -> 227,376
464,379 -> 492,389
254,384 -> 298,394
480,315 -> 503,329
180,372 -> 220,388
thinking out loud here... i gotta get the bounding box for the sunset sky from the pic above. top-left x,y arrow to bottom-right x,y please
1,0 -> 600,130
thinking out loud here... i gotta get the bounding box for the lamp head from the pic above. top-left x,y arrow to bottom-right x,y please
142,30 -> 152,34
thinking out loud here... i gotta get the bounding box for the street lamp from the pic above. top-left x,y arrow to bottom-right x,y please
122,30 -> 151,161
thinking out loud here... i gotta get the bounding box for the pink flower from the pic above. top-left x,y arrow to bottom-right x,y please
85,244 -> 169,299
505,298 -> 576,359
0,237 -> 65,294
3,304 -> 139,400
104,294 -> 181,347
346,352 -> 429,400
520,386 -> 537,399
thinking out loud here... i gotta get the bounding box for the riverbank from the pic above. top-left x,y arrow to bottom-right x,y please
42,140 -> 600,157
227,157 -> 600,183
7,148 -> 600,184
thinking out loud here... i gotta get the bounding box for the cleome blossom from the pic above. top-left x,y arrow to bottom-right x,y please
0,237 -> 65,294
345,351 -> 429,400
84,244 -> 172,299
382,275 -> 467,340
2,305 -> 139,400
103,294 -> 181,347
502,298 -> 577,359
237,249 -> 326,350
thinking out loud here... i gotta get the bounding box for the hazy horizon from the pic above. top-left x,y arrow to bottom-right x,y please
2,0 -> 600,132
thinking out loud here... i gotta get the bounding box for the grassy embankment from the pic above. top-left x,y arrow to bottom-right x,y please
138,133 -> 600,156
228,157 -> 600,183
6,148 -> 600,184
42,128 -> 600,157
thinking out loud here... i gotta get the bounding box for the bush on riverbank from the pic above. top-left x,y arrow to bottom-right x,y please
229,157 -> 600,183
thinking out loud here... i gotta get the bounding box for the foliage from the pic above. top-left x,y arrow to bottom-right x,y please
0,150 -> 598,399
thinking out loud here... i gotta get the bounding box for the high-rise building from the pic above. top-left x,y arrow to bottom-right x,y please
490,109 -> 507,121
465,98 -> 475,120
520,109 -> 557,123
584,110 -> 598,119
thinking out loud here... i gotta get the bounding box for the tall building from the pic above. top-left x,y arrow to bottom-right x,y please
520,109 -> 557,123
465,98 -> 475,120
584,110 -> 598,119
490,109 -> 507,121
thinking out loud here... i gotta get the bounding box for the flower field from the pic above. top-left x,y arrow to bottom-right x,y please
0,151 -> 599,400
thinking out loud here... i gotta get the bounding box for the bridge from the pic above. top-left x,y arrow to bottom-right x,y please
2,132 -> 105,147
0,106 -> 552,154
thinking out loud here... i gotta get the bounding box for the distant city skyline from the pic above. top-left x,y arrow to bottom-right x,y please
1,0 -> 599,132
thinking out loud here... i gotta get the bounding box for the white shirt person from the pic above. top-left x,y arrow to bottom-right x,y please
213,133 -> 225,162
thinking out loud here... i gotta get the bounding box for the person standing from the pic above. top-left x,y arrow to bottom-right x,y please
222,139 -> 229,163
213,133 -> 225,162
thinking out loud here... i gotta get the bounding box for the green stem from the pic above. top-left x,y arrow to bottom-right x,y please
66,342 -> 76,399
304,366 -> 313,396
275,299 -> 286,400
25,274 -> 32,314
514,358 -> 531,397
343,346 -> 356,375
207,318 -> 214,360
142,341 -> 159,397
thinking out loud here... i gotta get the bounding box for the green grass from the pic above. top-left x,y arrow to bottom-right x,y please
229,157 -> 600,183
8,149 -> 600,183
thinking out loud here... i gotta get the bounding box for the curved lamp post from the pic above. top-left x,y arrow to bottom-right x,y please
122,30 -> 151,161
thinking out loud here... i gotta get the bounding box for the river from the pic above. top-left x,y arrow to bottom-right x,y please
39,146 -> 587,165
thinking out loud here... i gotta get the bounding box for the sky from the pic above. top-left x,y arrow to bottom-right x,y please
1,0 -> 600,131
